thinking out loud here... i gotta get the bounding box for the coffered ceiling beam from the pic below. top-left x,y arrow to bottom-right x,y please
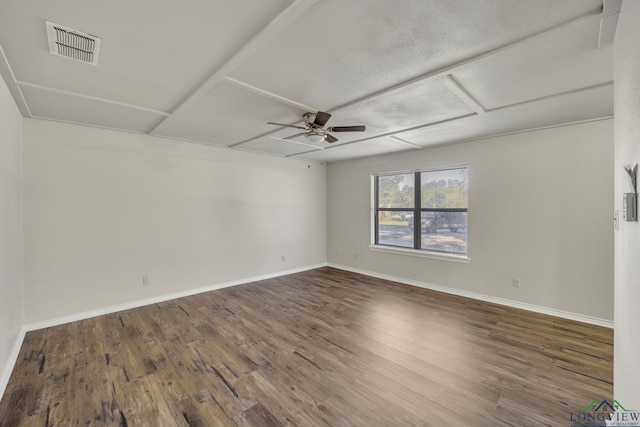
325,6 -> 604,115
17,80 -> 171,117
149,0 -> 319,135
224,76 -> 319,113
441,75 -> 486,115
0,44 -> 31,117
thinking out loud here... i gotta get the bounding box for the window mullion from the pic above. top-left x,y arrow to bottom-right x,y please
374,176 -> 379,244
414,172 -> 421,250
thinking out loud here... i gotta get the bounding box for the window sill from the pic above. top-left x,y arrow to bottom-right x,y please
368,245 -> 471,263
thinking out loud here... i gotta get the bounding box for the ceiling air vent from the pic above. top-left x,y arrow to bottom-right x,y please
46,21 -> 101,66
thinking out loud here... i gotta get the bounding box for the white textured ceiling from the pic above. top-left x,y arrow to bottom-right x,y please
0,0 -> 617,163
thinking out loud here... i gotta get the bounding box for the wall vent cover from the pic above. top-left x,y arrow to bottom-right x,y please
46,21 -> 101,66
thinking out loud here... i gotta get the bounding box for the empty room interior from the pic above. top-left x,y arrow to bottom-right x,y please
1,0 -> 639,425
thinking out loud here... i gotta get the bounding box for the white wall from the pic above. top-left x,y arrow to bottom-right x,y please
0,73 -> 24,382
613,0 -> 640,408
328,119 -> 613,322
23,119 -> 326,324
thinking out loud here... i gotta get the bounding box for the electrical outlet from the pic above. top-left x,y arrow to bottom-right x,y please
512,278 -> 520,288
281,255 -> 286,262
354,253 -> 358,260
142,276 -> 149,286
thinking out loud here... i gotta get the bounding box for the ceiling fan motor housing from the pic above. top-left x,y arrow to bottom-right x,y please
303,112 -> 317,127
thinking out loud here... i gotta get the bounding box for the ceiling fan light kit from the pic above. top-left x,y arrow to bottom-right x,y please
267,111 -> 365,144
304,126 -> 327,143
305,133 -> 326,143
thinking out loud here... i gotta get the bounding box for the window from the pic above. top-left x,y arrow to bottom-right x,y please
374,167 -> 468,255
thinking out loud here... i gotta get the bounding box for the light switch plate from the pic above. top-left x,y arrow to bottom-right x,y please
623,193 -> 637,221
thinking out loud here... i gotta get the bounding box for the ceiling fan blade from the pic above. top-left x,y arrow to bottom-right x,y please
325,134 -> 338,143
328,125 -> 366,132
283,132 -> 307,140
314,111 -> 332,127
267,122 -> 307,130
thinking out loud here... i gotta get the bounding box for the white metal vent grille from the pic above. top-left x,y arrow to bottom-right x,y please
46,21 -> 101,66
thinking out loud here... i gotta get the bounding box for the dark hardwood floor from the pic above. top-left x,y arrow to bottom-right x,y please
0,267 -> 612,426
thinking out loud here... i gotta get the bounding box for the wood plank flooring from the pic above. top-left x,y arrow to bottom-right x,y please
0,267 -> 612,426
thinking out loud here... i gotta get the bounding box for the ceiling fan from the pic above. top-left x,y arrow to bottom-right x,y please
267,111 -> 365,144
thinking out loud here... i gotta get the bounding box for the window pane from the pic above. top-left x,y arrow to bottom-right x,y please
377,210 -> 414,248
421,168 -> 468,208
378,174 -> 414,208
420,212 -> 468,254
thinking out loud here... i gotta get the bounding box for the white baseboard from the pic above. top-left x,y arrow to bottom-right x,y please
328,263 -> 614,329
25,263 -> 328,332
0,326 -> 27,402
4,261 -> 610,402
